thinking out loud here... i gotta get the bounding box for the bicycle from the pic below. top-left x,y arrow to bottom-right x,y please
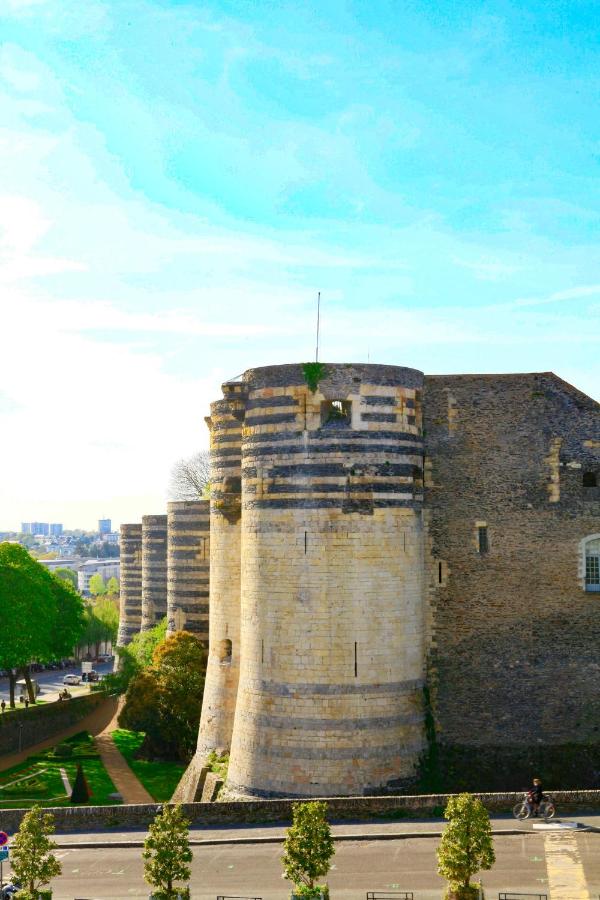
512,793 -> 556,821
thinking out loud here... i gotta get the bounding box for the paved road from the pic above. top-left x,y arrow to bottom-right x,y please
18,831 -> 600,899
0,661 -> 114,703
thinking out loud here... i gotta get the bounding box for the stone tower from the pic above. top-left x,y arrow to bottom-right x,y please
166,499 -> 210,641
140,514 -> 168,631
116,523 -> 143,649
196,362 -> 427,797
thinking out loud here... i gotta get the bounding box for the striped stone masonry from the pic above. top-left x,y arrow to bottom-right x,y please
167,499 -> 210,641
141,514 -> 168,632
116,523 -> 143,648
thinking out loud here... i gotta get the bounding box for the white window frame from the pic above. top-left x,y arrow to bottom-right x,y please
578,534 -> 600,593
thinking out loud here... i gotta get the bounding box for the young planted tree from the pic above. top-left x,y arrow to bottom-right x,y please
88,573 -> 107,596
143,804 -> 192,900
106,575 -> 120,597
10,805 -> 62,899
282,801 -> 335,898
437,793 -> 495,899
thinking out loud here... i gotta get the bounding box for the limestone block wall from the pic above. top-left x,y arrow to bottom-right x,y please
225,363 -> 426,798
167,500 -> 210,641
196,386 -> 245,756
423,372 -> 600,748
116,523 -> 143,648
141,514 -> 168,632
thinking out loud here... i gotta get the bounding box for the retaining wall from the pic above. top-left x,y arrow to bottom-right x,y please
0,692 -> 107,757
2,789 -> 600,832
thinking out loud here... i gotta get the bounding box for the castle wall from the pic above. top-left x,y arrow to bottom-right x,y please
140,514 -> 168,632
196,387 -> 245,756
166,500 -> 210,641
116,523 -> 143,648
226,363 -> 427,797
423,373 -> 600,749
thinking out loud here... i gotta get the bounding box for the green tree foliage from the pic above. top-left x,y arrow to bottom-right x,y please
78,597 -> 119,655
88,572 -> 107,596
53,567 -> 78,588
437,793 -> 495,899
0,543 -> 85,706
282,801 -> 335,894
119,630 -> 207,761
106,575 -> 120,596
143,804 -> 192,899
129,617 -> 168,668
10,805 -> 62,899
70,762 -> 91,803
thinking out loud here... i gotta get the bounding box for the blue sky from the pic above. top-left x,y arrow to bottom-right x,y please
1,0 -> 599,529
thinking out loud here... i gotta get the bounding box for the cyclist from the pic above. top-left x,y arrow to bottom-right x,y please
527,777 -> 544,816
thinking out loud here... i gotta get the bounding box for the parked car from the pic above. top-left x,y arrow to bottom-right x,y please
63,673 -> 81,685
87,670 -> 99,682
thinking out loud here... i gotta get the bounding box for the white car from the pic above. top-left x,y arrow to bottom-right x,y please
63,673 -> 81,685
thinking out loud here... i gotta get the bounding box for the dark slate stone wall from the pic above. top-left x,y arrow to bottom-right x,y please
423,372 -> 600,749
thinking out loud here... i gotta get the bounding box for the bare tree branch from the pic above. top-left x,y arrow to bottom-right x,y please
168,450 -> 211,500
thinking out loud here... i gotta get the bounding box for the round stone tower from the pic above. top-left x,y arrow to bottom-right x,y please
141,514 -> 168,632
166,500 -> 210,641
116,523 -> 143,649
196,383 -> 246,756
226,362 -> 426,797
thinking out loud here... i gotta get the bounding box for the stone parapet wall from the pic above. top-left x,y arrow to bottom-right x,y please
3,789 -> 600,832
167,500 -> 210,641
0,693 -> 107,757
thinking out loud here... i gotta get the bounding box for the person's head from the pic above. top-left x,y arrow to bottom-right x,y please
533,778 -> 541,785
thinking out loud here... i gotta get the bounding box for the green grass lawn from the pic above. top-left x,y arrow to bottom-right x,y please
0,732 -> 120,809
111,729 -> 186,802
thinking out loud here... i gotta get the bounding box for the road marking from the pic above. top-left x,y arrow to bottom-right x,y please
544,831 -> 590,899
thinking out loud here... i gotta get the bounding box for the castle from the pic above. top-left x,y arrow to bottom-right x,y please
117,362 -> 600,799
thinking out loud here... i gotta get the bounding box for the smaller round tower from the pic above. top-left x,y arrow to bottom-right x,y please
116,523 -> 143,649
166,499 -> 210,641
141,514 -> 168,631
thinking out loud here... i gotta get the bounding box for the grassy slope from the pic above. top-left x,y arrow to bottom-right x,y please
0,731 -> 120,808
111,729 -> 186,802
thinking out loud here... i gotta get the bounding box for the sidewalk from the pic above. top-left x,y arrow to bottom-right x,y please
49,813 -> 600,848
93,701 -> 154,805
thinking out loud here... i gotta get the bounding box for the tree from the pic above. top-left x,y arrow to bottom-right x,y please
0,544 -> 84,706
10,805 -> 62,899
168,449 -> 210,500
437,793 -> 495,899
70,763 -> 91,803
106,575 -> 120,596
88,573 -> 107,596
77,599 -> 118,657
282,801 -> 335,896
53,567 -> 78,588
143,804 -> 192,900
119,630 -> 206,760
129,617 -> 168,668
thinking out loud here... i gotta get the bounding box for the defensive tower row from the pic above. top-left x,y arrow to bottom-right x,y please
116,500 -> 210,650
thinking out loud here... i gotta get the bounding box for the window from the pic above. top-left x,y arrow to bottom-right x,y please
585,538 -> 600,593
583,471 -> 597,488
321,399 -> 351,427
478,526 -> 489,554
218,638 -> 232,664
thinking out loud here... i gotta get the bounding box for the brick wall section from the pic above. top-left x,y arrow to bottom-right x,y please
0,693 -> 107,756
3,790 -> 600,832
423,372 -> 600,747
116,523 -> 143,648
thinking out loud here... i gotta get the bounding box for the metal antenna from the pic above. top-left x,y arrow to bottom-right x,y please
315,291 -> 321,362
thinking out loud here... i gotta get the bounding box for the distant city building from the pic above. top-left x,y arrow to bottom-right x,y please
49,523 -> 63,536
101,531 -> 119,544
22,522 -> 50,536
38,558 -> 83,574
77,559 -> 120,594
98,518 -> 112,535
